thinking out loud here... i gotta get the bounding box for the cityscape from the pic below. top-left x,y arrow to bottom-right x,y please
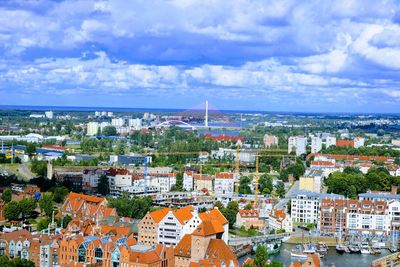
1,1 -> 400,267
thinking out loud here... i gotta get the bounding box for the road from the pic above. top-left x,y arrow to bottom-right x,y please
16,163 -> 35,181
274,180 -> 299,210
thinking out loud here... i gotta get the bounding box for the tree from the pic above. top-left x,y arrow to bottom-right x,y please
171,172 -> 183,191
275,182 -> 285,198
97,174 -> 110,196
19,198 -> 36,218
259,175 -> 273,194
269,260 -> 284,267
1,188 -> 12,203
5,201 -> 21,220
39,193 -> 54,217
30,158 -> 47,177
61,215 -> 72,228
37,217 -> 51,231
220,201 -> 239,228
213,201 -> 224,210
108,193 -> 152,219
244,203 -> 253,210
254,245 -> 268,267
52,187 -> 69,203
0,255 -> 35,267
102,126 -> 117,136
239,176 -> 252,194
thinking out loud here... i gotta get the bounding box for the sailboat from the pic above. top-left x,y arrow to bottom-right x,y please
335,209 -> 349,254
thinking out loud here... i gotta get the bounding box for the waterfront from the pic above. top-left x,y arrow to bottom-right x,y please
239,243 -> 392,267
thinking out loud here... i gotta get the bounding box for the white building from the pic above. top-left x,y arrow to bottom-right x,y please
86,122 -> 100,136
214,172 -> 235,196
263,135 -> 278,148
45,111 -> 53,119
147,173 -> 177,193
111,118 -> 125,127
311,136 -> 322,153
288,136 -> 307,156
128,118 -> 142,129
325,136 -> 337,149
100,122 -> 111,132
354,137 -> 365,148
269,209 -> 293,233
183,171 -> 194,191
291,191 -> 344,224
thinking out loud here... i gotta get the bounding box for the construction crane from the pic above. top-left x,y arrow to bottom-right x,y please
254,151 -> 259,203
235,144 -> 240,202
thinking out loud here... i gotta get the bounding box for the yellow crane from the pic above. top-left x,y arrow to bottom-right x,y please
235,144 -> 241,202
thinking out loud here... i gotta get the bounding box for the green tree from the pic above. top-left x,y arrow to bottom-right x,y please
275,182 -> 285,198
269,260 -> 284,267
19,198 -> 36,218
239,176 -> 252,194
213,201 -> 224,210
30,158 -> 47,177
0,255 -> 35,267
37,217 -> 51,231
4,201 -> 21,220
244,203 -> 253,210
61,215 -> 72,228
102,126 -> 117,136
171,172 -> 183,191
108,193 -> 152,219
39,193 -> 54,217
221,201 -> 239,228
52,187 -> 69,203
1,188 -> 12,203
97,174 -> 110,196
259,175 -> 273,194
254,244 -> 269,267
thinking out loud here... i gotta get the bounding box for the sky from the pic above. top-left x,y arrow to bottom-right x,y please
1,0 -> 400,113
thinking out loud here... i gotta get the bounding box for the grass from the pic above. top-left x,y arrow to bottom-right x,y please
229,227 -> 263,237
284,236 -> 338,246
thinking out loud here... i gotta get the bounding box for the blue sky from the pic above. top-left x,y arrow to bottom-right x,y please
1,0 -> 400,113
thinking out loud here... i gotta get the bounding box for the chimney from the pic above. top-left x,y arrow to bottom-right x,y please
391,185 -> 398,195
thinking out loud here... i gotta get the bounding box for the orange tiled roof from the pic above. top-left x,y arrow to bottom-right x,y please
238,209 -> 259,218
129,250 -> 160,264
336,140 -> 354,147
149,208 -> 172,223
199,208 -> 228,225
174,206 -> 194,224
174,234 -> 192,257
192,220 -> 224,237
271,209 -> 286,222
215,172 -> 234,179
204,239 -> 238,266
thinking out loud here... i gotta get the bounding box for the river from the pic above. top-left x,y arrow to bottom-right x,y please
239,243 -> 391,267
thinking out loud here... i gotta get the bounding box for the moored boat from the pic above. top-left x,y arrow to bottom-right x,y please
349,245 -> 361,254
316,242 -> 328,254
360,242 -> 371,254
336,244 -> 347,254
291,244 -> 308,259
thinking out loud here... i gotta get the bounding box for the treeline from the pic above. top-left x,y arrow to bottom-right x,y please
321,146 -> 400,158
326,167 -> 400,199
107,193 -> 152,219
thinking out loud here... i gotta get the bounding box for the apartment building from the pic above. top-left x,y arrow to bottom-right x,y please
291,191 -> 344,224
214,172 -> 234,196
325,136 -> 337,149
183,171 -> 194,191
311,136 -> 322,153
82,168 -> 106,193
86,122 -> 99,136
288,136 -> 307,156
148,173 -> 176,193
263,134 -> 278,148
299,169 -> 324,193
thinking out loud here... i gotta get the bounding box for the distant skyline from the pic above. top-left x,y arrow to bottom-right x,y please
1,1 -> 400,113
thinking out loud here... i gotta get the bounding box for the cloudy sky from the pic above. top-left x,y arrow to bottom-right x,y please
1,0 -> 400,113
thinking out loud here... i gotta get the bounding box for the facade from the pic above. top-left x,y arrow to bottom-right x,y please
109,155 -> 152,166
111,118 -> 125,127
263,135 -> 278,148
235,210 -> 264,230
214,172 -> 234,196
354,136 -> 365,148
148,173 -> 176,193
82,168 -> 106,193
325,136 -> 337,149
194,174 -> 213,193
299,169 -> 324,193
311,136 -> 322,153
269,208 -> 293,233
183,171 -> 194,191
288,136 -> 307,156
87,122 -> 100,136
138,208 -> 172,245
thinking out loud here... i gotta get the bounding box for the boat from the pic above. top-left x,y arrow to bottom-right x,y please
360,242 -> 371,254
303,244 -> 317,254
371,243 -> 381,255
349,245 -> 361,254
291,244 -> 308,259
336,244 -> 347,254
316,242 -> 328,254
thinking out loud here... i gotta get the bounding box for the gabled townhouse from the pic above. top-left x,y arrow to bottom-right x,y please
138,208 -> 172,245
194,174 -> 213,193
214,172 -> 235,196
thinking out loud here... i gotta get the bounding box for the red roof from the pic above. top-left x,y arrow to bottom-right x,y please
204,133 -> 243,142
238,209 -> 259,218
42,145 -> 66,151
215,172 -> 234,179
336,140 -> 354,147
310,161 -> 334,167
307,153 -> 393,162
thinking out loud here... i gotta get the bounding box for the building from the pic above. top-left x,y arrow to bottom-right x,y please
148,173 -> 177,193
54,170 -> 83,191
336,139 -> 354,148
299,169 -> 324,193
325,136 -> 337,149
183,171 -> 194,191
60,192 -> 117,221
269,208 -> 292,233
263,135 -> 278,148
128,118 -> 142,129
0,200 -> 4,221
354,136 -> 365,148
235,210 -> 264,230
82,168 -> 106,193
194,174 -> 213,193
138,208 -> 172,245
87,122 -> 100,136
109,155 -> 152,166
214,172 -> 234,196
174,222 -> 239,267
45,111 -> 54,119
288,136 -> 307,156
311,136 -> 322,153
111,118 -> 125,127
392,139 -> 400,147
289,255 -> 321,267
291,191 -> 344,224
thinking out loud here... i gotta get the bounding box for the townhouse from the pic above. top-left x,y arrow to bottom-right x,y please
193,174 -> 213,193
183,171 -> 194,191
138,208 -> 172,245
235,210 -> 264,230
